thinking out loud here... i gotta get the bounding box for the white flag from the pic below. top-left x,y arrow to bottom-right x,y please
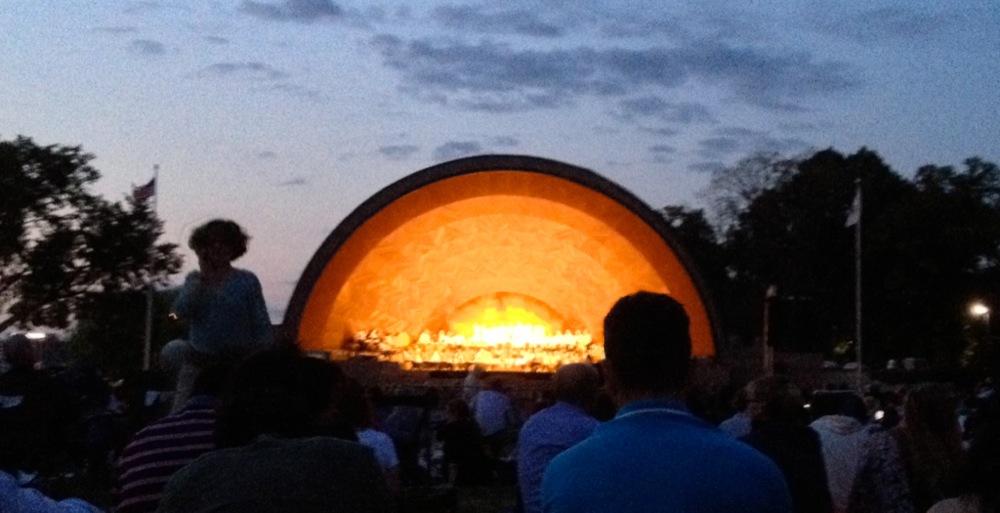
845,188 -> 861,227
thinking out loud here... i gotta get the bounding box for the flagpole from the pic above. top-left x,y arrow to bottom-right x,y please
853,178 -> 863,392
142,164 -> 160,371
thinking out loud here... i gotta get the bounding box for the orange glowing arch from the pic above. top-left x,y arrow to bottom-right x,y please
284,155 -> 719,359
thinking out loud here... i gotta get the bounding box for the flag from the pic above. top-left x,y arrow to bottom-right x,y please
845,187 -> 861,227
133,177 -> 156,204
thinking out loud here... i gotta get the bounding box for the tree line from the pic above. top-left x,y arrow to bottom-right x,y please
663,148 -> 1000,372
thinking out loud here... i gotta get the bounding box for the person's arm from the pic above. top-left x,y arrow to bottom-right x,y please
171,272 -> 204,321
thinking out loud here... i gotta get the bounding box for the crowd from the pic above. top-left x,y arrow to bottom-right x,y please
1,219 -> 999,513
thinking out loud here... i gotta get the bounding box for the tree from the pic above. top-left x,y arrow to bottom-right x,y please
721,148 -> 914,356
66,289 -> 186,379
710,146 -> 1000,369
0,136 -> 181,332
701,151 -> 801,234
864,158 -> 1000,366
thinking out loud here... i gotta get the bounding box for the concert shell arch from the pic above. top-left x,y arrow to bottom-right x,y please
284,155 -> 720,363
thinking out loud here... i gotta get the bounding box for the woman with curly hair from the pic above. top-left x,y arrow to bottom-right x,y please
167,219 -> 273,410
848,383 -> 965,513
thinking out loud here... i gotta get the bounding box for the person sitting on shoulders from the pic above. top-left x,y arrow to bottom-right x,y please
168,219 -> 273,411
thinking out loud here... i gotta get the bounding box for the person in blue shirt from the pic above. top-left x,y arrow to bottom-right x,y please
168,219 -> 273,411
541,292 -> 793,513
517,363 -> 601,513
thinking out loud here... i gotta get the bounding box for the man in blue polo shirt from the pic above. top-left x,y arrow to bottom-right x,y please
541,292 -> 792,513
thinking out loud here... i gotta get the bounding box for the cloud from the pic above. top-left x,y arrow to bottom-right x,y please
379,145 -> 419,160
649,144 -> 676,163
614,96 -> 716,125
240,0 -> 342,22
697,126 -> 812,161
131,39 -> 166,56
96,26 -> 137,35
639,126 -> 679,136
433,141 -> 482,161
268,83 -> 325,100
278,177 -> 309,186
490,136 -> 519,147
698,137 -> 740,159
817,7 -> 950,44
256,151 -> 277,160
197,62 -> 289,80
204,36 -> 229,45
433,5 -> 564,38
370,35 -> 859,113
688,161 -> 725,173
371,35 -> 616,112
599,17 -> 689,40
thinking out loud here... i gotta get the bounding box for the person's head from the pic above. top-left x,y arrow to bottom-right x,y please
901,383 -> 960,438
554,363 -> 600,407
188,219 -> 249,263
602,291 -> 691,400
810,391 -> 867,423
893,383 -> 964,505
746,376 -> 806,424
214,348 -> 347,447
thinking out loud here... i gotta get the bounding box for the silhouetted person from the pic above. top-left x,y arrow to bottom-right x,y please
472,378 -> 520,459
168,219 -> 273,411
339,378 -> 400,493
809,391 -> 870,513
928,398 -> 1000,513
849,383 -> 965,513
517,363 -> 601,513
717,385 -> 753,438
156,349 -> 393,513
741,376 -> 833,513
0,336 -> 101,512
437,399 -> 493,487
541,292 -> 792,513
114,360 -> 234,513
0,334 -> 78,476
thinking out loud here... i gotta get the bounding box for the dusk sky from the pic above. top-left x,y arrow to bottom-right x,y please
3,1 -> 998,321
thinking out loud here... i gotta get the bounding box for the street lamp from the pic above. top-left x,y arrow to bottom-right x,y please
970,302 -> 991,331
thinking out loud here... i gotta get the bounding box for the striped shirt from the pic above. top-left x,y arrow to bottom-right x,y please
114,396 -> 217,513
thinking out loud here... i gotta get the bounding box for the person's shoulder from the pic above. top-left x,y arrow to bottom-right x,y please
358,428 -> 393,445
928,495 -> 981,513
231,268 -> 261,282
300,435 -> 373,456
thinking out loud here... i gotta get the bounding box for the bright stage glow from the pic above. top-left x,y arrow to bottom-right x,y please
346,317 -> 601,372
451,306 -> 554,344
